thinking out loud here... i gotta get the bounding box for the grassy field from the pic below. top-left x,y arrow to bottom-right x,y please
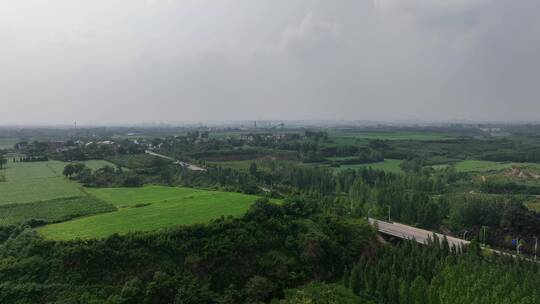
0,159 -> 114,205
327,156 -> 362,161
449,160 -> 540,173
329,131 -> 458,141
207,160 -> 257,171
38,186 -> 266,240
209,158 -> 403,174
106,154 -> 158,169
331,159 -> 403,173
0,196 -> 115,226
324,137 -> 370,146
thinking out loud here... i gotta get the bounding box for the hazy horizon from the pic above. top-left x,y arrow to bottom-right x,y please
2,0 -> 539,124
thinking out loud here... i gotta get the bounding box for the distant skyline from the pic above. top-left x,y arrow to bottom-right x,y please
1,0 -> 539,125
2,118 -> 539,129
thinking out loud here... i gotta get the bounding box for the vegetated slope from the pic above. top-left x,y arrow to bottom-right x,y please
280,282 -> 372,304
347,239 -> 540,304
431,159 -> 540,173
0,196 -> 116,226
0,161 -> 83,205
38,186 -> 270,240
0,200 -> 375,303
453,160 -> 540,172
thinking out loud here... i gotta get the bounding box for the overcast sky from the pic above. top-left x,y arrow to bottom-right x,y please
1,0 -> 539,125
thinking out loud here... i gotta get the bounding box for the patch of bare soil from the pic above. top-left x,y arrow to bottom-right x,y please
504,166 -> 540,180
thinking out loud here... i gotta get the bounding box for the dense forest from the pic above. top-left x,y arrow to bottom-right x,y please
0,199 -> 375,303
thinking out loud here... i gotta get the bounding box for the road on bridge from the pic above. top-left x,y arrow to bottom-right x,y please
369,218 -> 540,262
369,218 -> 470,249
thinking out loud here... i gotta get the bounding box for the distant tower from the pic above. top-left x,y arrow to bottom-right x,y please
74,121 -> 77,130
254,121 -> 257,129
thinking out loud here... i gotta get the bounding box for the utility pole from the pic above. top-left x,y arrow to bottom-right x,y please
388,206 -> 391,222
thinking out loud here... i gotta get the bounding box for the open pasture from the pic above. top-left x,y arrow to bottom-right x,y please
39,186 -> 266,240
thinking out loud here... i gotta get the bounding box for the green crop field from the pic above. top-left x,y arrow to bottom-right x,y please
329,131 -> 458,142
106,154 -> 158,169
207,160 -> 256,170
38,186 -> 267,240
0,196 -> 115,226
331,159 -> 403,173
207,159 -> 308,172
452,160 -> 540,173
323,137 -> 370,146
0,159 -> 114,205
0,138 -> 18,149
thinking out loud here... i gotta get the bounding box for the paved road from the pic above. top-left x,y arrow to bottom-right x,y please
369,218 -> 540,263
369,218 -> 470,249
145,150 -> 206,171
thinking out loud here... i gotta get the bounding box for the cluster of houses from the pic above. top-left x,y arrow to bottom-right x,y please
15,139 -> 142,154
238,133 -> 296,143
47,140 -> 117,153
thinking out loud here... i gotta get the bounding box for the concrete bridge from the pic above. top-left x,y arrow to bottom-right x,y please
368,218 -> 540,263
369,218 -> 470,249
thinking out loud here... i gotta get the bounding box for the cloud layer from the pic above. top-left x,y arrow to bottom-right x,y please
1,0 -> 539,124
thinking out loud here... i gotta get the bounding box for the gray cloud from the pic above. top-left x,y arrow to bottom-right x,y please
0,0 -> 539,125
